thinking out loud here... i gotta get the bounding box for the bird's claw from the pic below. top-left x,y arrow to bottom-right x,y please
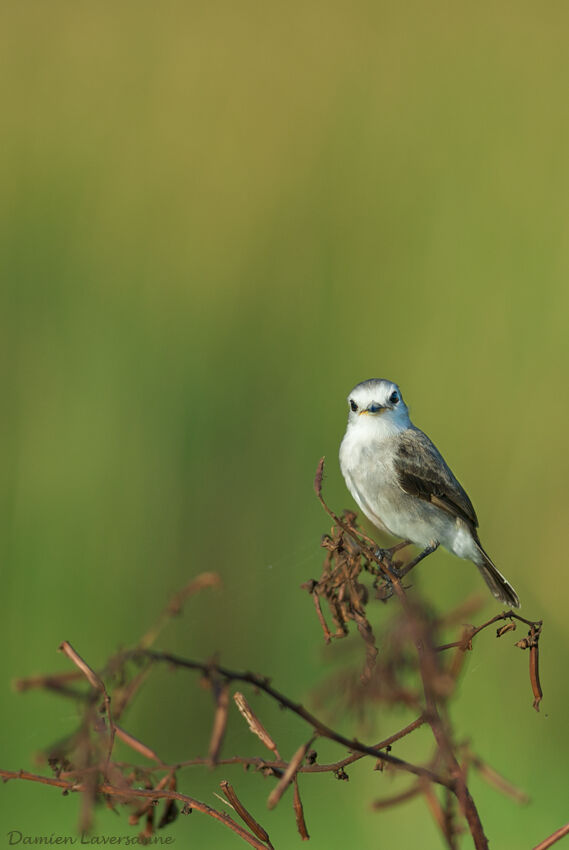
374,548 -> 403,577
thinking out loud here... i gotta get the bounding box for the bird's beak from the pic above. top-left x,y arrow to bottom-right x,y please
359,406 -> 385,416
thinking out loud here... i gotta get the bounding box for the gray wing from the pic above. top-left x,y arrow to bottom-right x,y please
394,428 -> 478,529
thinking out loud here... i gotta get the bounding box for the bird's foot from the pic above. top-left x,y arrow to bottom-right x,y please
373,550 -> 403,582
374,540 -> 413,561
374,569 -> 412,600
374,545 -> 410,576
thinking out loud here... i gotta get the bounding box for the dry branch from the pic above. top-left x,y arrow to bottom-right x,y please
0,471 -> 547,849
533,822 -> 569,850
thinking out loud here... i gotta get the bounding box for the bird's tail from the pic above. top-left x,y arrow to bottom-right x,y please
474,543 -> 520,608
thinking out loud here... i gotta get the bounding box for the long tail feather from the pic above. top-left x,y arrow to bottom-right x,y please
475,544 -> 520,608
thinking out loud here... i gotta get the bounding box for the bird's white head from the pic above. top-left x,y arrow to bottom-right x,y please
346,378 -> 411,435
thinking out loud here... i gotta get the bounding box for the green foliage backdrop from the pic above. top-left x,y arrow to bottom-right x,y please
2,2 -> 568,847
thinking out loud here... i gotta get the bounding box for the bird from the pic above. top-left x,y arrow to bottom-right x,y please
339,378 -> 520,608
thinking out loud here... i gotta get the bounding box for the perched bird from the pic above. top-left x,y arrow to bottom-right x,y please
339,378 -> 520,608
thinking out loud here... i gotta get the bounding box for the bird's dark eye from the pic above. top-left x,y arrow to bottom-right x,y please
389,391 -> 399,404
368,403 -> 381,413
350,399 -> 358,412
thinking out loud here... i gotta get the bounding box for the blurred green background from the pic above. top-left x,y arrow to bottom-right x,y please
2,1 -> 568,847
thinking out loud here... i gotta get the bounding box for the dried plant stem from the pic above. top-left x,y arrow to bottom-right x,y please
1,472 -> 546,850
315,458 -> 492,850
533,822 -> 569,850
393,588 -> 489,850
0,770 -> 268,850
130,648 -> 447,786
140,714 -> 425,777
59,641 -> 116,778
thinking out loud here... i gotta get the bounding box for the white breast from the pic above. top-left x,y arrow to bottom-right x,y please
339,423 -> 401,536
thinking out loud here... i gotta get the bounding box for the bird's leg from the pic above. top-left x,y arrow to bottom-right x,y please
390,540 -> 414,554
373,542 -> 414,595
392,541 -> 440,578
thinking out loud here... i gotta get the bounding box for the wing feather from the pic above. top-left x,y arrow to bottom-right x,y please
395,428 -> 478,528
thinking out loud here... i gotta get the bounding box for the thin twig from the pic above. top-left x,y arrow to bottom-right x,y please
138,573 -> 221,649
293,777 -> 309,841
2,479 -> 543,850
128,649 -> 447,787
0,771 -> 269,850
267,738 -> 315,810
436,612 -> 542,652
59,642 -> 116,778
533,822 -> 569,850
93,714 -> 426,780
220,781 -> 274,849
